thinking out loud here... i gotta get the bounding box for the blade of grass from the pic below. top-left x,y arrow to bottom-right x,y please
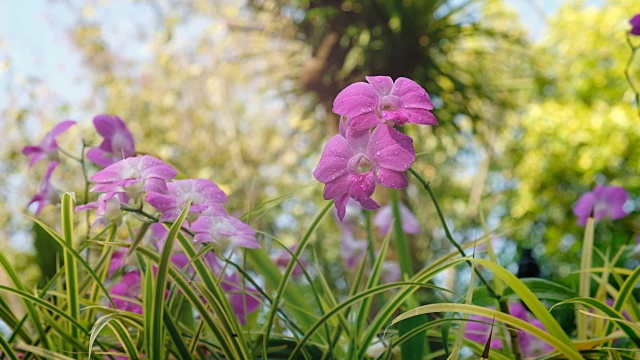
356,227 -> 392,336
148,202 -> 190,360
174,232 -> 248,359
28,216 -> 115,307
447,261 -> 475,359
163,304 -> 192,360
607,264 -> 640,336
0,333 -> 20,360
578,217 -> 595,340
135,246 -> 240,359
61,193 -> 81,359
262,201 -> 333,358
391,303 -> 582,360
554,297 -> 640,348
85,224 -> 118,324
108,319 -> 141,360
468,258 -> 580,356
288,281 -> 453,359
390,190 -> 427,360
0,252 -> 50,349
357,255 -> 469,359
245,246 -> 316,330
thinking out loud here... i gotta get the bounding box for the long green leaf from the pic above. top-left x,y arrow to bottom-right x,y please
174,232 -> 248,358
473,278 -> 579,303
0,333 -> 19,360
61,193 -> 81,358
0,286 -> 89,337
288,281 -> 451,358
357,256 -> 468,358
448,260 -> 476,359
262,201 -> 333,358
135,246 -> 238,359
556,297 -> 640,348
108,319 -> 141,360
163,304 -> 192,360
245,246 -> 315,330
0,252 -> 50,349
391,304 -> 582,360
356,226 -> 392,336
28,216 -> 115,307
607,264 -> 640,336
578,217 -> 595,340
467,258 -> 581,358
148,202 -> 190,360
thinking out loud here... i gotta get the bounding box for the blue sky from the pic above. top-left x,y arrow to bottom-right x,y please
0,1 -> 83,106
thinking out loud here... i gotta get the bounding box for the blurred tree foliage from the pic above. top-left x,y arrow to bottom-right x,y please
4,0 -> 640,288
496,0 -> 640,280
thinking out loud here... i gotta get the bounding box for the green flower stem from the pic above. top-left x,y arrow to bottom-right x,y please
121,206 -> 195,237
364,211 -> 376,267
625,33 -> 640,119
79,140 -> 91,240
57,146 -> 83,163
408,168 -> 498,300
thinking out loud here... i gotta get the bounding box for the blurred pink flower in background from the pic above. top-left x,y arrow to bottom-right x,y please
373,203 -> 420,235
630,14 -> 640,35
87,115 -> 136,167
111,271 -> 143,314
27,161 -> 58,215
272,245 -> 307,277
464,303 -> 553,358
22,120 -> 75,168
573,185 -> 628,225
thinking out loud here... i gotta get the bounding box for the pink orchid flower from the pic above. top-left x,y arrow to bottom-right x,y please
90,155 -> 177,201
190,208 -> 259,250
75,192 -> 128,227
313,120 -> 415,220
333,76 -> 437,132
87,114 -> 136,167
22,120 -> 75,168
28,162 -> 59,215
146,178 -> 228,222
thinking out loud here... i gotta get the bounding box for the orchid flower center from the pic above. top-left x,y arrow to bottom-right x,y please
348,153 -> 373,174
379,95 -> 402,111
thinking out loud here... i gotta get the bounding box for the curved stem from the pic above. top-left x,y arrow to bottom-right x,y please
408,167 -> 499,300
625,33 -> 640,119
120,206 -> 195,236
57,146 -> 82,163
79,140 -> 91,241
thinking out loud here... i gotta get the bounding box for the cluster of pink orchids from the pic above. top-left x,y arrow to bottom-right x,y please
22,114 -> 260,322
312,76 -> 437,221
